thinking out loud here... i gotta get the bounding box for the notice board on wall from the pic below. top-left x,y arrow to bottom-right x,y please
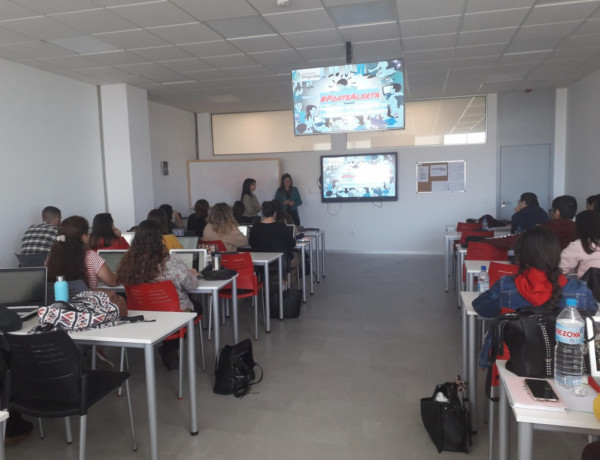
416,160 -> 466,193
187,159 -> 281,208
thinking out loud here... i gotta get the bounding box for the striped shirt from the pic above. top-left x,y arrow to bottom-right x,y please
21,223 -> 58,254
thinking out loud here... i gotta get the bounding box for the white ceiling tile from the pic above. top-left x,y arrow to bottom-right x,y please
170,0 -> 258,21
513,21 -> 581,41
146,23 -> 221,44
556,32 -> 600,48
451,55 -> 499,68
454,42 -> 507,58
47,35 -> 118,53
88,0 -> 158,5
0,16 -> 82,40
575,17 -> 600,34
248,0 -> 323,14
505,37 -> 561,53
158,57 -> 213,72
0,0 -> 38,20
297,43 -> 346,61
403,47 -> 455,61
478,80 -> 520,92
400,15 -> 461,38
466,0 -> 534,14
114,61 -> 188,81
264,9 -> 335,34
0,25 -> 30,44
224,65 -> 273,77
38,53 -> 104,69
94,29 -> 170,49
76,65 -> 141,79
83,50 -> 148,65
201,53 -> 258,68
180,68 -> 224,80
548,46 -> 600,59
50,8 -> 139,34
402,33 -> 457,51
524,1 -> 600,25
282,29 -> 343,48
0,45 -> 29,60
498,50 -> 552,64
108,2 -> 197,28
249,48 -> 304,65
206,15 -> 276,39
408,59 -> 452,72
458,27 -> 517,46
327,1 -> 397,27
338,21 -> 399,42
179,40 -> 241,58
462,8 -> 530,31
229,34 -> 291,53
395,0 -> 465,21
0,39 -> 76,58
129,45 -> 194,61
11,0 -> 98,15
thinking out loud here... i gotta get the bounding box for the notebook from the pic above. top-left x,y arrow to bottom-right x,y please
169,249 -> 208,271
97,249 -> 128,272
238,225 -> 251,237
0,267 -> 47,319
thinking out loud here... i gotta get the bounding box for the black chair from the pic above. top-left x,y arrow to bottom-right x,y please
2,331 -> 136,460
581,267 -> 600,302
14,252 -> 47,267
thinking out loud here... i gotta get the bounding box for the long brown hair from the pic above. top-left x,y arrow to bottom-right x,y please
206,202 -> 237,236
116,220 -> 167,285
46,215 -> 89,285
89,212 -> 118,249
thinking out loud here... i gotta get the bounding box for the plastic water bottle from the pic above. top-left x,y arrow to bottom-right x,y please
478,266 -> 489,292
482,217 -> 489,230
554,298 -> 585,394
54,275 -> 69,302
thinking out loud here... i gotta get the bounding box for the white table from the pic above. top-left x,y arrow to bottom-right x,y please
18,311 -> 197,460
296,239 -> 314,302
0,410 -> 8,460
304,229 -> 325,281
497,361 -> 600,460
249,252 -> 284,324
460,291 -> 483,434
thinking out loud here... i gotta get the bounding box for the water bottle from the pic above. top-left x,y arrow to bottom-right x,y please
54,275 -> 69,302
213,253 -> 221,271
482,217 -> 489,230
554,298 -> 585,394
478,266 -> 489,292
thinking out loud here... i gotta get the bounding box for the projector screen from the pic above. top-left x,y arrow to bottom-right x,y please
292,59 -> 404,136
321,153 -> 398,203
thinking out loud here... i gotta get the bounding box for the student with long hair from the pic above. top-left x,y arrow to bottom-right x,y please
241,178 -> 261,219
274,173 -> 302,226
474,226 -> 597,318
560,210 -> 600,278
117,220 -> 200,369
89,212 -> 129,250
147,208 -> 183,250
586,194 -> 600,212
187,199 -> 209,237
201,202 -> 248,252
158,203 -> 183,233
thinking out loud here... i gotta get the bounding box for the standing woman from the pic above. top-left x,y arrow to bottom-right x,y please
201,202 -> 248,252
275,173 -> 302,226
89,212 -> 129,250
241,178 -> 261,219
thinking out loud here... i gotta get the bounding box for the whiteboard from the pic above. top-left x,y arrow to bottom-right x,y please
187,159 -> 281,208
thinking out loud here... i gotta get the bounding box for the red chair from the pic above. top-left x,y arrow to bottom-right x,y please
198,240 -> 226,255
457,222 -> 482,232
463,241 -> 508,283
217,252 -> 264,340
488,261 -> 519,287
124,281 -> 205,399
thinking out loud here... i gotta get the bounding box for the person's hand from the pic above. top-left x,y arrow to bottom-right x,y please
288,201 -> 295,206
190,268 -> 199,276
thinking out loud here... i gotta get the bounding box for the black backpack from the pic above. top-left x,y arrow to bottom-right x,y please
213,339 -> 263,398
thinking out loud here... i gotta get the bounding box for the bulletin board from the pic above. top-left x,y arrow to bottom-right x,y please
416,160 -> 466,193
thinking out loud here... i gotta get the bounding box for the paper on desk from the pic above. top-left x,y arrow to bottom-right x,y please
505,374 -> 566,411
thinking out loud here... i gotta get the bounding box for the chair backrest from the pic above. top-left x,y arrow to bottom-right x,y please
457,222 -> 482,232
97,249 -> 128,272
14,252 -> 47,267
581,267 -> 600,302
459,229 -> 493,245
177,236 -> 199,249
198,240 -> 227,254
465,241 -> 509,262
488,261 -> 519,287
124,280 -> 181,312
219,252 -> 258,292
4,330 -> 81,404
46,279 -> 88,303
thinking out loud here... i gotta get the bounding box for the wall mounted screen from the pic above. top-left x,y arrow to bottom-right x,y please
321,153 -> 398,203
292,59 -> 404,135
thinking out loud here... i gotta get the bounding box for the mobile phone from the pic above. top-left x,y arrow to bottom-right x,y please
524,379 -> 559,402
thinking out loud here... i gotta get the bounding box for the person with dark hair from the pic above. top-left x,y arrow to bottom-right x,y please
560,210 -> 600,278
586,194 -> 600,212
89,213 -> 129,250
473,226 -> 597,318
158,203 -> 183,233
249,201 -> 298,273
20,205 -> 62,254
510,192 -> 549,234
201,202 -> 248,252
147,209 -> 183,250
232,201 -> 254,224
187,199 -> 209,237
117,220 -> 200,370
274,173 -> 302,226
241,178 -> 261,219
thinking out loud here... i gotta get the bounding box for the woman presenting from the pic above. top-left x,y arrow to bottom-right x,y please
241,178 -> 261,219
274,173 -> 302,226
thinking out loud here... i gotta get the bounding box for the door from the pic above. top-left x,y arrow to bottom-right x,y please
498,144 -> 551,221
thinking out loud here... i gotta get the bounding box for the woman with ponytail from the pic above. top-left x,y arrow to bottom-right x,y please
473,226 -> 597,318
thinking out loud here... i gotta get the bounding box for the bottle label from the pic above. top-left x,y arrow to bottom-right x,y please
555,322 -> 584,345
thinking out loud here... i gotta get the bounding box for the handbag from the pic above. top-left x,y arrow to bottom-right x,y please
420,376 -> 470,453
269,286 -> 302,318
213,338 -> 263,398
33,290 -> 120,333
200,266 -> 237,281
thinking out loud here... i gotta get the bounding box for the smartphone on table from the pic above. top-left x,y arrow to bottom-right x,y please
524,378 -> 559,402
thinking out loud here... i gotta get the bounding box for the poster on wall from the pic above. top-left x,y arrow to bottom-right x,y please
416,161 -> 466,193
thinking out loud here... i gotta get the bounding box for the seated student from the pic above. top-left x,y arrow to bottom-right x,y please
202,202 -> 248,252
232,200 -> 255,225
147,209 -> 183,251
559,210 -> 600,278
510,192 -> 549,234
45,216 -> 126,315
586,194 -> 600,212
117,220 -> 200,370
20,205 -> 62,254
249,200 -> 298,272
159,203 -> 183,233
89,212 -> 129,250
484,195 -> 577,250
187,199 -> 209,237
473,226 -> 598,318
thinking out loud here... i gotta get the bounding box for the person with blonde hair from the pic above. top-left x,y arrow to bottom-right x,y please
201,202 -> 248,252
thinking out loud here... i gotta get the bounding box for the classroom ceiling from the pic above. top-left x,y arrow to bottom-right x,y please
1,0 -> 600,114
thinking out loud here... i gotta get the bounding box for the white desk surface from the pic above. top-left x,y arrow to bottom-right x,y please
250,251 -> 283,263
464,259 -> 510,274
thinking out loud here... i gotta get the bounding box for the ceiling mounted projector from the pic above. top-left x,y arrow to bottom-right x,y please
276,0 -> 289,7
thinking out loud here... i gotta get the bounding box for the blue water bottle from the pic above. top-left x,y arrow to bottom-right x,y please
54,276 -> 69,302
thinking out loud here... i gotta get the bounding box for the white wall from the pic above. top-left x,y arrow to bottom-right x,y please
0,58 -> 105,267
565,67 -> 600,207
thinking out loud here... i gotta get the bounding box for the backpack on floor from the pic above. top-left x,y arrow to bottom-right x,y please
214,338 -> 263,398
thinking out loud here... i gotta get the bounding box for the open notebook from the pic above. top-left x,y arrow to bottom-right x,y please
97,249 -> 128,272
0,267 -> 47,319
169,249 -> 208,271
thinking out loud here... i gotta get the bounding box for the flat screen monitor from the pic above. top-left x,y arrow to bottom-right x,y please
292,59 -> 404,135
321,153 -> 398,203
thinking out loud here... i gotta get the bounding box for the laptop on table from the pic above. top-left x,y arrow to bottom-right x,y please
0,267 -> 47,320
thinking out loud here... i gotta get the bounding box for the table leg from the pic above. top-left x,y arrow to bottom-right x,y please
445,236 -> 450,292
467,273 -> 475,292
315,234 -> 321,283
144,344 -> 158,460
186,318 -> 198,435
321,231 -> 326,278
278,257 -> 283,322
262,263 -> 271,330
309,239 -> 314,295
211,290 -> 220,359
462,302 -> 469,389
499,379 -> 510,460
468,314 -> 477,434
301,244 -> 307,303
517,422 -> 533,460
231,277 -> 238,343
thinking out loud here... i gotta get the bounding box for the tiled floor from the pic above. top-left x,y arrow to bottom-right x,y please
6,254 -> 592,459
